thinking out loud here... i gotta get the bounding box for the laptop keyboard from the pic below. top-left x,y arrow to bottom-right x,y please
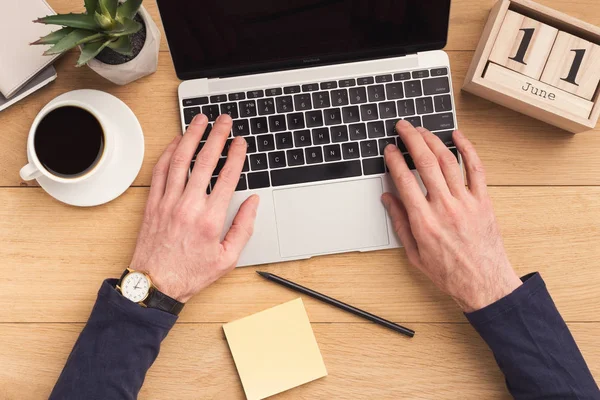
182,67 -> 457,192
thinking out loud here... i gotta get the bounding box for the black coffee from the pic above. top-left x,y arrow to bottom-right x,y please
34,106 -> 104,178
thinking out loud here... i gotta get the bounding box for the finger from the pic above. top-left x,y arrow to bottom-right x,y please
208,136 -> 247,217
185,114 -> 233,197
383,144 -> 429,213
222,195 -> 260,262
417,127 -> 465,198
452,130 -> 488,198
164,114 -> 209,200
382,193 -> 420,262
147,135 -> 182,209
396,120 -> 451,199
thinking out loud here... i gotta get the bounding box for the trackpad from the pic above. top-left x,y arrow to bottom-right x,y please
273,178 -> 390,258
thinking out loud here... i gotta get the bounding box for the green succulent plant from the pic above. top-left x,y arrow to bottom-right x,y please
32,0 -> 144,67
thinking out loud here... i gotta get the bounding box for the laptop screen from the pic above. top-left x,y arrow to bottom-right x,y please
157,0 -> 452,80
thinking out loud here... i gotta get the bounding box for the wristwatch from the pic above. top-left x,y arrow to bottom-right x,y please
116,268 -> 185,316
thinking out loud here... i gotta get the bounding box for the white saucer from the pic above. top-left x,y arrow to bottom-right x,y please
33,90 -> 145,207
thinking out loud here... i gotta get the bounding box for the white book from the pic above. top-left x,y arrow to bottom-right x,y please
0,0 -> 60,99
0,65 -> 56,112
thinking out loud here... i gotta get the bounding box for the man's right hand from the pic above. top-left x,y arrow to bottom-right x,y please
382,121 -> 522,313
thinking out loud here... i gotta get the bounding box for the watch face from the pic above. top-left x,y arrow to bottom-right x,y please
121,272 -> 150,303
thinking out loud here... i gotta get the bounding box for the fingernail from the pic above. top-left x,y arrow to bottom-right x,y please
192,114 -> 208,125
217,114 -> 232,123
381,194 -> 390,208
396,120 -> 411,129
384,143 -> 397,155
251,194 -> 260,209
454,130 -> 464,139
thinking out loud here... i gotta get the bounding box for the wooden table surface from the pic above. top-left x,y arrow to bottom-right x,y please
1,0 -> 599,398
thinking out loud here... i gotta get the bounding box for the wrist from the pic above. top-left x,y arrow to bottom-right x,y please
455,272 -> 523,313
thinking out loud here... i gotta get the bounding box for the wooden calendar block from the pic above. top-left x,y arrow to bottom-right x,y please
540,31 -> 600,100
489,10 -> 558,80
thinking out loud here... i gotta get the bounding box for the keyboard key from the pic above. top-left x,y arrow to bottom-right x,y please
376,74 -> 393,83
294,130 -> 312,147
245,136 -> 257,153
397,99 -> 416,117
275,132 -> 294,149
213,158 -> 227,176
404,153 -> 416,170
378,138 -> 396,155
360,104 -> 379,121
367,85 -> 386,102
416,97 -> 434,115
397,137 -> 407,153
324,144 -> 342,162
243,156 -> 250,172
434,95 -> 453,112
423,112 -> 455,131
423,77 -> 451,95
367,121 -> 385,138
305,147 -> 324,164
331,89 -> 349,106
357,76 -> 375,85
394,72 -> 411,81
363,157 -> 385,175
385,119 -> 400,136
233,119 -> 250,136
247,90 -> 264,99
287,149 -> 305,166
385,83 -> 404,100
287,113 -> 306,130
312,92 -> 331,109
239,100 -> 257,117
450,147 -> 459,161
250,153 -> 268,171
202,105 -> 220,121
276,96 -> 294,113
210,94 -> 227,103
220,103 -> 239,119
268,115 -> 287,132
331,125 -> 349,143
268,151 -> 287,169
195,141 -> 205,156
183,97 -> 208,107
342,106 -> 360,123
349,123 -> 367,141
312,128 -> 330,145
404,81 -> 423,98
221,139 -> 233,156
250,117 -> 268,134
339,78 -> 356,87
271,160 -> 362,187
412,70 -> 430,79
321,81 -> 337,90
257,134 -> 275,152
184,107 -> 201,124
342,142 -> 360,159
306,110 -> 324,128
360,140 -> 378,157
404,116 -> 422,128
284,85 -> 301,94
236,174 -> 248,191
248,171 -> 270,189
431,67 -> 448,76
378,102 -> 397,119
302,83 -> 319,92
435,130 -> 455,147
258,98 -> 276,115
349,87 -> 367,104
294,94 -> 312,111
323,108 -> 342,126
266,88 -> 283,97
228,92 -> 246,101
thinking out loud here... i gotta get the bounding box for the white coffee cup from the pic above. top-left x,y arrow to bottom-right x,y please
20,99 -> 116,184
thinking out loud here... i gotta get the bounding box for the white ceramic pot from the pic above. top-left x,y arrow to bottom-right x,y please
86,6 -> 161,85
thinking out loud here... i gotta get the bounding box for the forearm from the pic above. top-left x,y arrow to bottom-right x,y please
50,279 -> 177,400
467,273 -> 600,400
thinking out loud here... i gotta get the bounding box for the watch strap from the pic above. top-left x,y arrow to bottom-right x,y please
145,289 -> 185,316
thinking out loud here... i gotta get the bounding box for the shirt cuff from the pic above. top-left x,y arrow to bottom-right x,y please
100,279 -> 178,330
465,272 -> 546,327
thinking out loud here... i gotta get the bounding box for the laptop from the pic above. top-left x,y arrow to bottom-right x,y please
157,0 -> 458,267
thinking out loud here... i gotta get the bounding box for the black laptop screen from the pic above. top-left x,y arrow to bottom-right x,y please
157,0 -> 452,80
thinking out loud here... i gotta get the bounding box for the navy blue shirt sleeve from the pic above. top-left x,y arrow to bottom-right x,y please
467,273 -> 600,400
50,279 -> 177,400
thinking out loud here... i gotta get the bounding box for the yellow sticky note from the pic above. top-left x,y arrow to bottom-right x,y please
223,298 -> 328,400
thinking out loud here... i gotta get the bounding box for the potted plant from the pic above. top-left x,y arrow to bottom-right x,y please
32,0 -> 161,85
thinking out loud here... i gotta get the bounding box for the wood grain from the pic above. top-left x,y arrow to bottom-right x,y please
1,187 -> 599,324
2,321 -> 597,400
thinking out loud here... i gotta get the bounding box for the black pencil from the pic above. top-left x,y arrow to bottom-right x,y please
257,271 -> 415,338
